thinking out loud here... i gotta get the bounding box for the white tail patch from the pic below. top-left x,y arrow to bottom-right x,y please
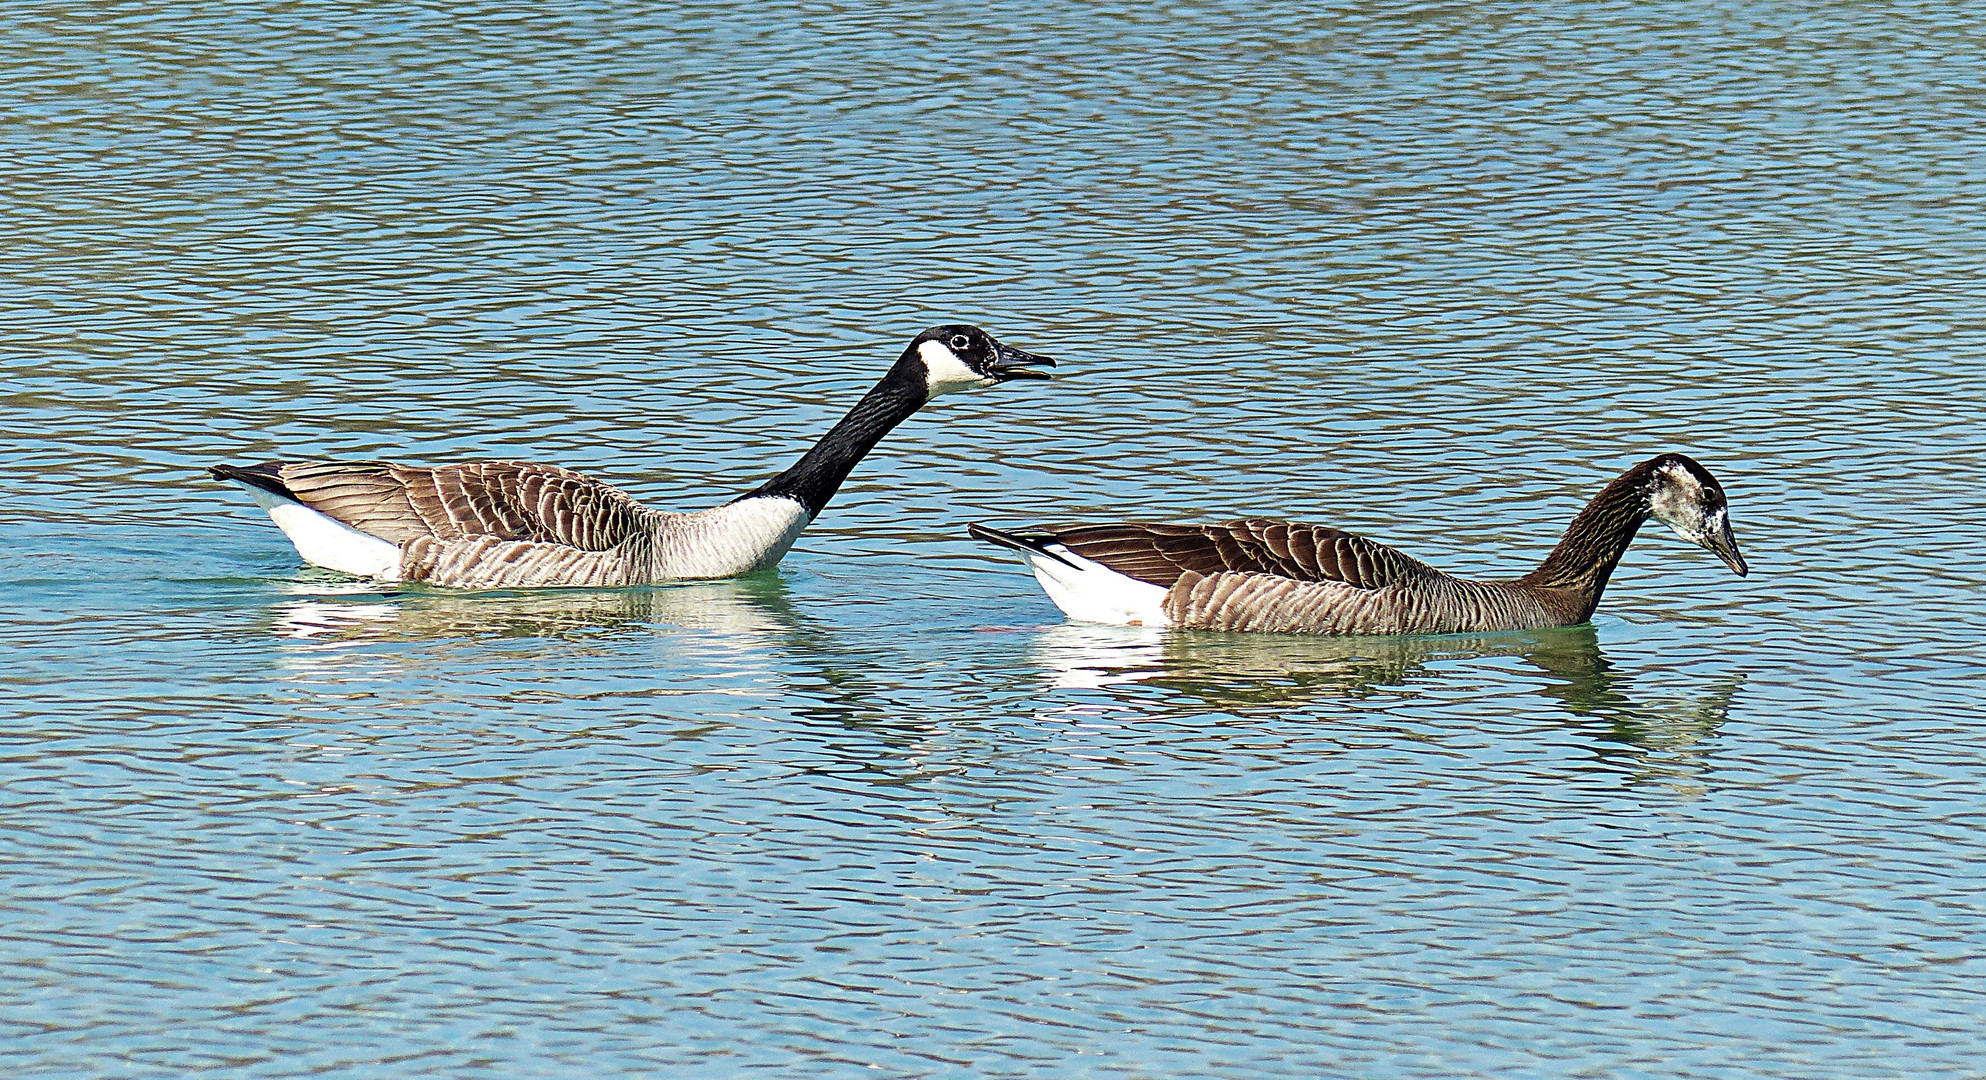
1024,545 -> 1171,627
238,485 -> 402,580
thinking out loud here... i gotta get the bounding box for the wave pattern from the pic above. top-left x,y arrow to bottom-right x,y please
3,2 -> 1984,1077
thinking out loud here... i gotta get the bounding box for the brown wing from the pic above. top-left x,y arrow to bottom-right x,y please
260,460 -> 650,551
1050,519 -> 1438,592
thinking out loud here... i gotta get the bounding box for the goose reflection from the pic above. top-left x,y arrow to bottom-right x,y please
1524,629 -> 1743,757
266,575 -> 990,789
273,574 -> 806,645
1032,621 -> 1741,761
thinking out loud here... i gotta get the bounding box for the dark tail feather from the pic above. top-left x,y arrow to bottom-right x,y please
209,462 -> 297,501
967,523 -> 1079,569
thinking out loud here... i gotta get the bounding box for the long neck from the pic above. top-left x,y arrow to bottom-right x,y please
1511,464 -> 1655,622
735,359 -> 928,517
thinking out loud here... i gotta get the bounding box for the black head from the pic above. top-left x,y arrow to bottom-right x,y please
1642,453 -> 1748,576
901,324 -> 1056,397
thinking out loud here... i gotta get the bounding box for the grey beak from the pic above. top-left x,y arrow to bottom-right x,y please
986,340 -> 1056,381
1706,516 -> 1749,577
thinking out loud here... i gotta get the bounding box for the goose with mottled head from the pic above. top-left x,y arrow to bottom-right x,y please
212,324 -> 1055,588
970,453 -> 1747,635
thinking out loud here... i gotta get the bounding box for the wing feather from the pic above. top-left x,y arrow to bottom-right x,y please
1049,519 -> 1436,592
267,460 -> 649,551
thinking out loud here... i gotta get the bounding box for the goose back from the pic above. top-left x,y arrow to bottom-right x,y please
1039,521 -> 1558,633
239,460 -> 651,549
216,460 -> 812,588
1045,520 -> 1437,590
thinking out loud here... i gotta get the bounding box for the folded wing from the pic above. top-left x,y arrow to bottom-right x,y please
1048,519 -> 1437,592
218,460 -> 649,551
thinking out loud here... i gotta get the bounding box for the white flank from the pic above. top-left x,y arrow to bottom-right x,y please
916,339 -> 992,396
1025,545 -> 1171,627
655,495 -> 814,578
241,485 -> 402,580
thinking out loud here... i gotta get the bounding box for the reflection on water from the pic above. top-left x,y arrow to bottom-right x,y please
1035,621 -> 1739,785
7,0 -> 1986,1075
273,574 -> 803,644
1034,622 -> 1617,699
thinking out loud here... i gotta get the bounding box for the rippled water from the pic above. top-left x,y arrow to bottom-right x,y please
6,2 -> 1986,1076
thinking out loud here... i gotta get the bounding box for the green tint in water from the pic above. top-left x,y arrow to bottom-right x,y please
3,2 -> 1985,1077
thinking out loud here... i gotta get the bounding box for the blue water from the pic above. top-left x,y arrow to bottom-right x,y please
5,2 -> 1985,1076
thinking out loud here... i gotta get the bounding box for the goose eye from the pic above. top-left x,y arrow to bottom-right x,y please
950,334 -> 970,351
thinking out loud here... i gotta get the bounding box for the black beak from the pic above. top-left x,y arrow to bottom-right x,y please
986,340 -> 1056,381
1706,516 -> 1749,577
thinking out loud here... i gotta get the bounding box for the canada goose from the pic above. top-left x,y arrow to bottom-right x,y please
970,453 -> 1747,635
213,324 -> 1054,588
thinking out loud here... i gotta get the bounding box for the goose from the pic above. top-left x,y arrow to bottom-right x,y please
969,453 -> 1747,635
212,324 -> 1054,588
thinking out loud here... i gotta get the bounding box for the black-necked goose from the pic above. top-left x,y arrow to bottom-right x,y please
971,453 -> 1747,634
213,324 -> 1053,588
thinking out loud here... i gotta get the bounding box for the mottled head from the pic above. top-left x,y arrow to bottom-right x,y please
903,324 -> 1056,397
1643,453 -> 1748,576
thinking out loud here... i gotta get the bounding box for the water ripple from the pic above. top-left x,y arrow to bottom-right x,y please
4,2 -> 1985,1077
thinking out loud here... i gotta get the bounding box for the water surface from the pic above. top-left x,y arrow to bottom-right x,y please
5,2 -> 1986,1076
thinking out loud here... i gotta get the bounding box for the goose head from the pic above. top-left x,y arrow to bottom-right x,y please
1644,453 -> 1748,576
904,324 -> 1056,397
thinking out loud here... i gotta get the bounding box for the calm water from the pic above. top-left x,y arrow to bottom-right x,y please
5,2 -> 1986,1076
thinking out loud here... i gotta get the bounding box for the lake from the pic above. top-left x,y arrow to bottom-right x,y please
4,2 -> 1984,1076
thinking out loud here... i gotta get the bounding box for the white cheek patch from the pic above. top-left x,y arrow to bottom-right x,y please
917,339 -> 992,396
1650,465 -> 1702,524
1669,505 -> 1724,548
1650,464 -> 1719,546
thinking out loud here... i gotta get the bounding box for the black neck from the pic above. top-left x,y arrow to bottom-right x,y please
734,358 -> 928,516
1513,462 -> 1657,621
